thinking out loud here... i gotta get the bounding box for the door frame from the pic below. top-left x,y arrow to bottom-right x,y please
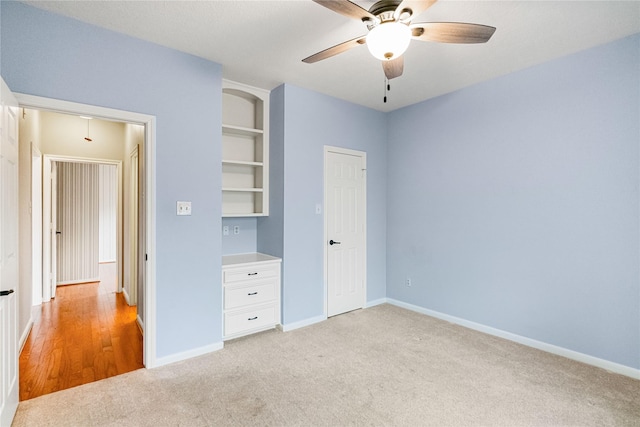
323,145 -> 367,317
44,156 -> 122,288
15,93 -> 158,368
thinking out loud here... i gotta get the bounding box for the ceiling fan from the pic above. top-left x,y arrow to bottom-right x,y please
303,0 -> 496,80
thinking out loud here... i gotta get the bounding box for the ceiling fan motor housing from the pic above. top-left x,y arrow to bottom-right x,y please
368,0 -> 403,17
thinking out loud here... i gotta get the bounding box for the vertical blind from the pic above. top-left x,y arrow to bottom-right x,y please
56,162 -> 99,284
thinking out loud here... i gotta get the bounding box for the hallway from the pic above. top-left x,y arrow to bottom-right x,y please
19,275 -> 143,400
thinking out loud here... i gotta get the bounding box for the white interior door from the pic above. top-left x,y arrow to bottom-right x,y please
32,145 -> 43,305
50,161 -> 58,298
0,77 -> 20,426
40,159 -> 58,299
325,147 -> 366,317
129,147 -> 139,305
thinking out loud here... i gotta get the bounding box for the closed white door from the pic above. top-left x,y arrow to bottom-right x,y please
325,147 -> 366,317
50,161 -> 58,298
129,147 -> 139,305
0,77 -> 20,426
31,146 -> 43,305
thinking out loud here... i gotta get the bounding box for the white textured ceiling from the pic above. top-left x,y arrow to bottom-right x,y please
23,1 -> 640,112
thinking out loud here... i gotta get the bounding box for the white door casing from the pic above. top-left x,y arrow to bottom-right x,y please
324,146 -> 366,317
0,77 -> 20,426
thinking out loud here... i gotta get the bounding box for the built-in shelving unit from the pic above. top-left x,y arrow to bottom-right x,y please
222,80 -> 269,217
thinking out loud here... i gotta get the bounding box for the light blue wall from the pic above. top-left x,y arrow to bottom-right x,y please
257,86 -> 285,258
1,2 -> 224,358
259,84 -> 388,325
387,34 -> 640,369
222,218 -> 257,255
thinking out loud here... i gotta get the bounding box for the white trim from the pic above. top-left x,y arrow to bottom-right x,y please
57,278 -> 101,286
281,314 -> 327,332
386,298 -> 640,380
136,314 -> 144,333
123,288 -> 132,306
364,298 -> 387,308
18,318 -> 33,354
154,342 -> 223,368
323,145 -> 367,318
15,93 -> 158,369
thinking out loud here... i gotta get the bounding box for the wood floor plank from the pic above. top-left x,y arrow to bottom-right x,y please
19,281 -> 143,401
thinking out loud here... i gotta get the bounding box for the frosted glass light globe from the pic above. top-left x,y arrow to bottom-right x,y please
366,22 -> 411,60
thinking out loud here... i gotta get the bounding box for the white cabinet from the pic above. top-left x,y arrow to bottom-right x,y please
222,80 -> 269,217
222,253 -> 281,340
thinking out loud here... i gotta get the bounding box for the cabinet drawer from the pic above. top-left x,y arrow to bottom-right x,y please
223,263 -> 279,284
224,304 -> 277,337
225,280 -> 277,310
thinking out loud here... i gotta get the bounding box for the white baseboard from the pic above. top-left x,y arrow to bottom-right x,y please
123,288 -> 131,306
18,317 -> 34,354
385,298 -> 640,380
57,277 -> 100,286
281,314 -> 326,332
365,298 -> 387,308
153,342 -> 224,368
136,314 -> 144,333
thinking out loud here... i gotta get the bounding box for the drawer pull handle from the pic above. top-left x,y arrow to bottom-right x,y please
248,292 -> 258,296
248,272 -> 258,276
248,316 -> 258,321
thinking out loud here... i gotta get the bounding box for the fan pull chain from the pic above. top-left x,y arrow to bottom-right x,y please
383,78 -> 390,103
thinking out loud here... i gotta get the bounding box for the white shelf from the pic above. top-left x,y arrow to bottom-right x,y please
222,160 -> 263,167
222,124 -> 264,137
222,80 -> 269,217
222,187 -> 264,192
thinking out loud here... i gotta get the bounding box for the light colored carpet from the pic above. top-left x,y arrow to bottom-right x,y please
12,304 -> 640,426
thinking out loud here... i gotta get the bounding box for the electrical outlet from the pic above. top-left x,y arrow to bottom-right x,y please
177,201 -> 192,216
233,225 -> 240,235
405,278 -> 412,287
223,226 -> 229,236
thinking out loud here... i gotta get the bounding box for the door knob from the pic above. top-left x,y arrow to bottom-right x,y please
0,289 -> 15,297
329,239 -> 341,245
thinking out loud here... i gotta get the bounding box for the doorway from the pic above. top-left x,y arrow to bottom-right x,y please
20,112 -> 142,399
324,146 -> 367,317
14,94 -> 157,391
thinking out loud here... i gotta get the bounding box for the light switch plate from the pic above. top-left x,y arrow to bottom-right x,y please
177,201 -> 192,216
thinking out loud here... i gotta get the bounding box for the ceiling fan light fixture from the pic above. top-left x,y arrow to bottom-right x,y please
366,21 -> 411,61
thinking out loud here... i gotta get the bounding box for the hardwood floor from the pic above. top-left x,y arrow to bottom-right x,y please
19,281 -> 143,401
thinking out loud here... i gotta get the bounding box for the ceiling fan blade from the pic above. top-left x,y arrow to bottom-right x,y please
394,0 -> 438,22
411,22 -> 496,44
302,35 -> 367,64
382,56 -> 404,79
313,0 -> 377,22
